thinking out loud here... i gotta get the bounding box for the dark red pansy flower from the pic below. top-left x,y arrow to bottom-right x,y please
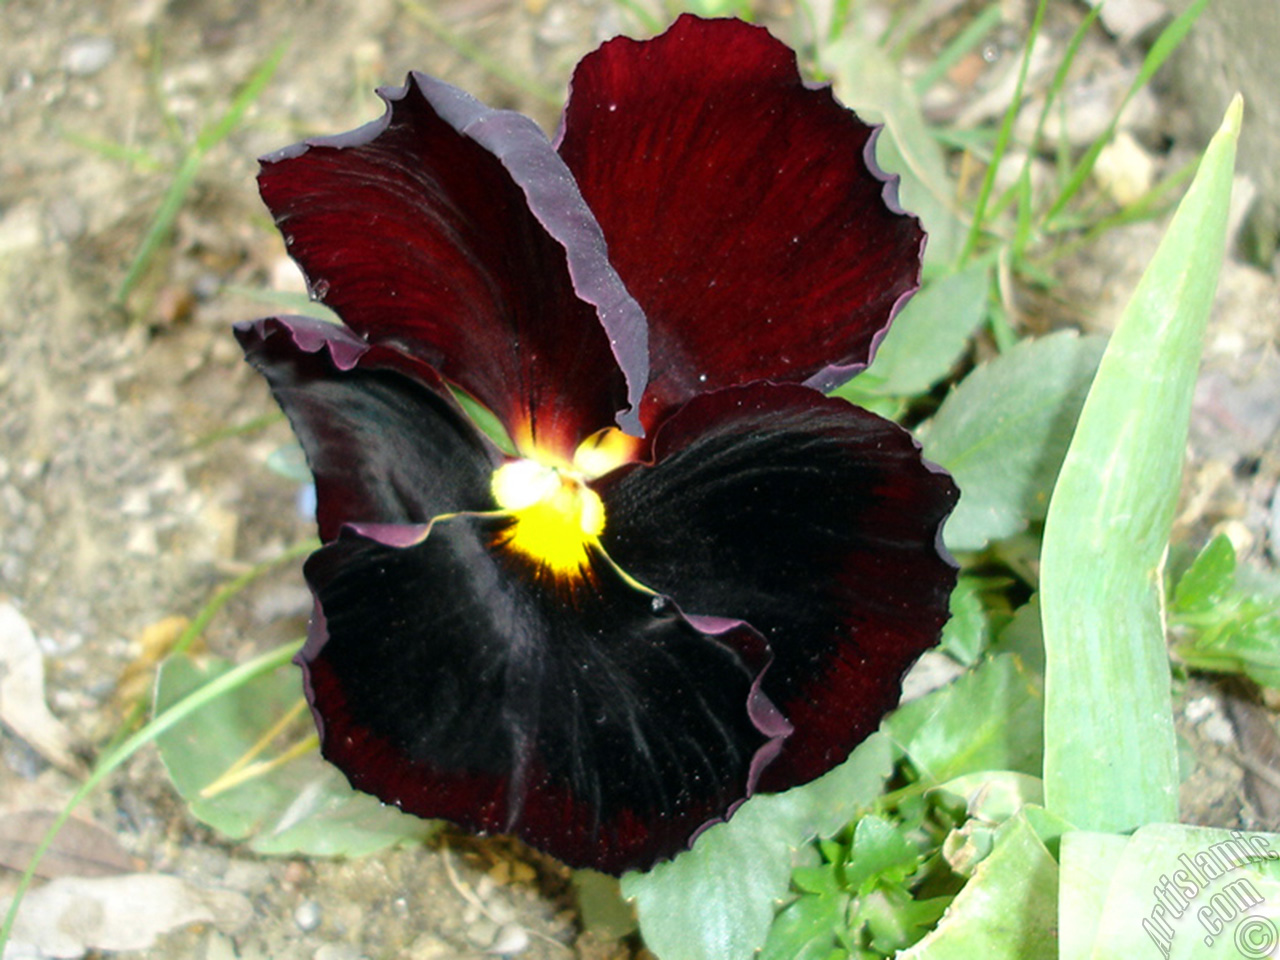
236,14 -> 958,876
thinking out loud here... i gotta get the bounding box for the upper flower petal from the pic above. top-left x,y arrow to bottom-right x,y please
235,316 -> 500,541
258,73 -> 649,455
593,383 -> 957,790
299,519 -> 787,875
557,15 -> 925,428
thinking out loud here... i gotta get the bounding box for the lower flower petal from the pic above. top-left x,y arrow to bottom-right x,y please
236,316 -> 501,541
594,384 -> 958,791
299,517 -> 787,875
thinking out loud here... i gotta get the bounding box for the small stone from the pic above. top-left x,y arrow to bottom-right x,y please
282,860 -> 311,887
407,935 -> 452,960
465,917 -> 499,949
63,36 -> 116,76
204,931 -> 239,960
489,924 -> 530,956
294,899 -> 323,932
47,196 -> 86,241
313,946 -> 365,960
1269,484 -> 1280,562
0,203 -> 42,256
1093,130 -> 1155,208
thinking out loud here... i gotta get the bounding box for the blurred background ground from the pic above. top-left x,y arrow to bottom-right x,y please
0,0 -> 1277,958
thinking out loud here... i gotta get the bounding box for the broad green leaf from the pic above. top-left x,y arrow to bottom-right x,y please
154,654 -> 436,857
1059,832 -> 1128,960
1070,823 -> 1280,960
896,812 -> 1058,959
858,264 -> 991,398
821,35 -> 964,273
623,733 -> 894,960
920,331 -> 1107,553
1041,97 -> 1241,833
885,654 -> 1043,785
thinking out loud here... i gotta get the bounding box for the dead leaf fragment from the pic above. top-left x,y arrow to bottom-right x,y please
0,810 -> 136,879
113,614 -> 190,708
2,873 -> 252,959
0,603 -> 83,774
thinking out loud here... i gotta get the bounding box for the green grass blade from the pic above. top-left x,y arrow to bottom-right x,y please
1040,96 -> 1241,832
59,129 -> 165,172
1043,0 -> 1207,227
113,151 -> 202,306
0,640 -> 304,953
912,4 -> 1002,96
959,0 -> 1048,265
608,0 -> 663,34
114,41 -> 288,307
194,38 -> 288,154
173,538 -> 319,656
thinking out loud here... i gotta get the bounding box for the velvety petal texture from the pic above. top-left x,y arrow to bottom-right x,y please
236,316 -> 499,541
258,75 -> 647,453
558,14 -> 925,427
301,521 -> 786,874
239,14 -> 959,876
593,384 -> 957,790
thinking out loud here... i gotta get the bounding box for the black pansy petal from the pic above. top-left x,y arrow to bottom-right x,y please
593,383 -> 958,791
236,316 -> 500,541
298,518 -> 789,875
558,15 -> 924,429
258,73 -> 648,455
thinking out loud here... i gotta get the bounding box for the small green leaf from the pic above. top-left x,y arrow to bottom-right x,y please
760,891 -> 846,960
1041,96 -> 1241,833
844,816 -> 919,894
793,865 -> 842,897
990,597 -> 1044,676
1172,534 -> 1237,614
938,576 -> 989,667
885,654 -> 1044,785
920,331 -> 1107,552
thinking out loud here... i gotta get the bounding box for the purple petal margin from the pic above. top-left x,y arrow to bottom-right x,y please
410,73 -> 650,436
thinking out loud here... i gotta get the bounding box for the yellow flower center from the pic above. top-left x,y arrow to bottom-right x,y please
489,428 -> 640,576
490,459 -> 606,575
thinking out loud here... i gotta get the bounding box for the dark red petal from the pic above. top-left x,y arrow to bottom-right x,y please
258,73 -> 649,455
593,383 -> 957,790
298,519 -> 788,875
236,316 -> 500,541
558,15 -> 924,428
